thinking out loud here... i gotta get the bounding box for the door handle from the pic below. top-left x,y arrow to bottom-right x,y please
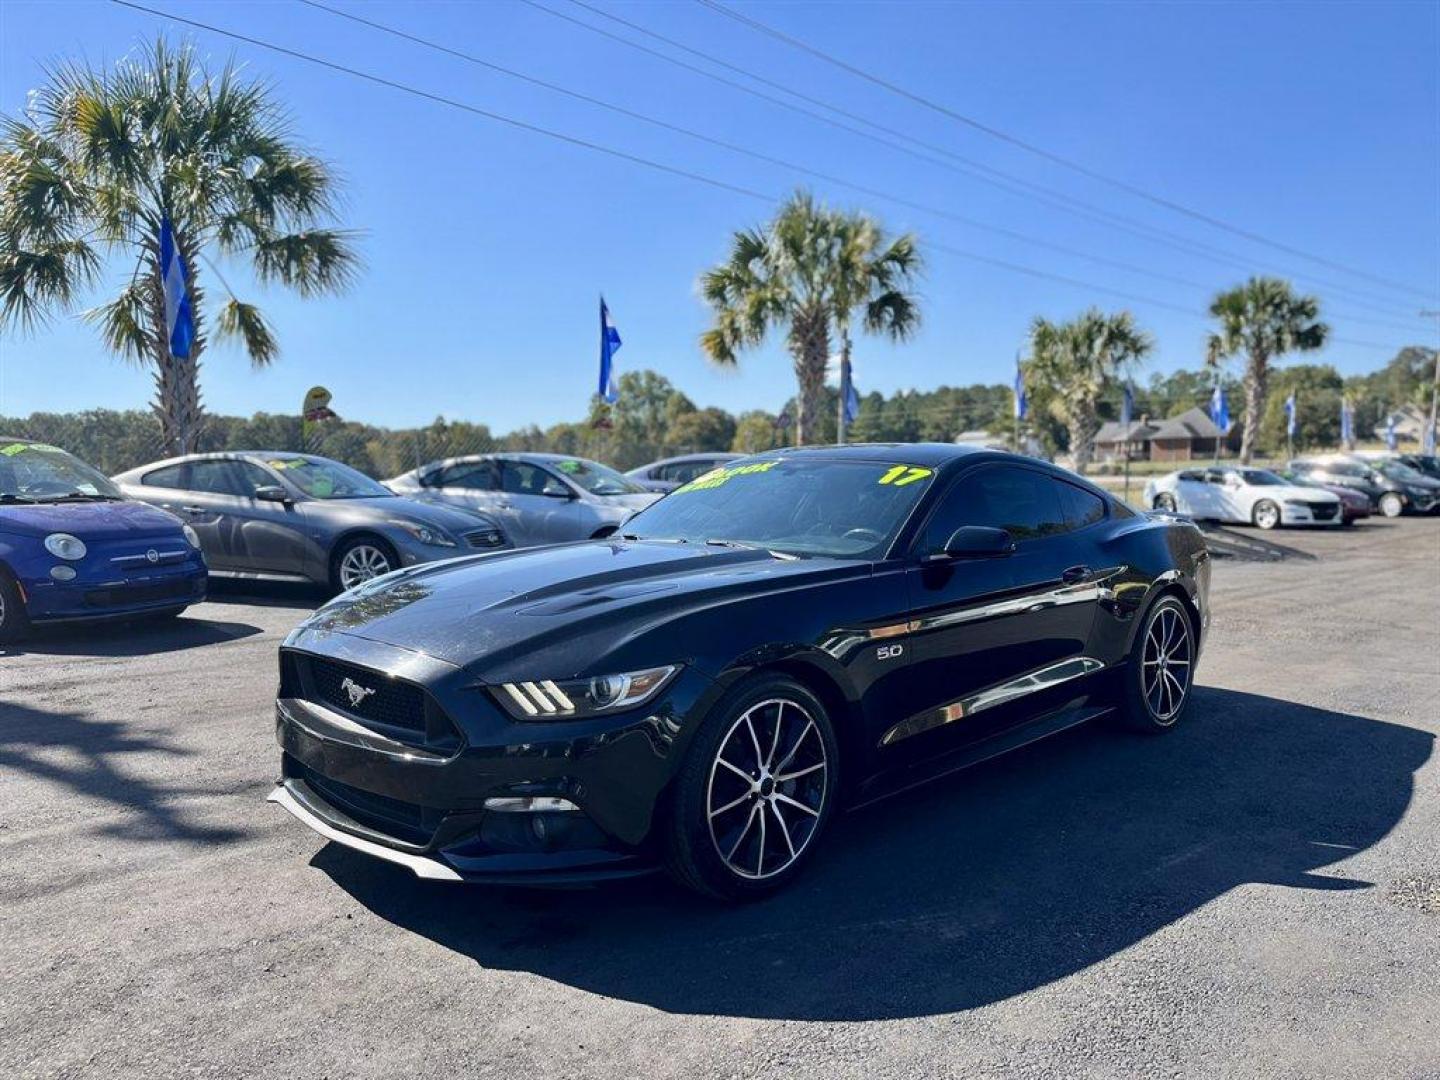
1061,564 -> 1091,584
180,505 -> 205,516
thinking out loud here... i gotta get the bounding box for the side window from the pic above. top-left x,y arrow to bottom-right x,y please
234,461 -> 278,496
661,461 -> 711,484
1177,470 -> 1202,482
1204,470 -> 1225,485
920,466 -> 1067,553
188,460 -> 245,496
436,461 -> 497,490
142,464 -> 188,489
501,461 -> 548,496
1058,481 -> 1106,530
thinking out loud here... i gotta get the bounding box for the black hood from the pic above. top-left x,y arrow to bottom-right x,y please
292,539 -> 866,679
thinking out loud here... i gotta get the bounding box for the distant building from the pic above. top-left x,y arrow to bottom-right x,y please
1095,406 -> 1241,462
1371,404 -> 1428,445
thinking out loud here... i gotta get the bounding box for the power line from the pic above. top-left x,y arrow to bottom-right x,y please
539,0 -> 1428,323
109,0 -> 1412,358
696,0 -> 1439,303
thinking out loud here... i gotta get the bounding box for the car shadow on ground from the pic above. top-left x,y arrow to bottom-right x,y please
0,702 -> 252,846
316,688 -> 1432,1021
202,577 -> 327,610
3,613 -> 262,657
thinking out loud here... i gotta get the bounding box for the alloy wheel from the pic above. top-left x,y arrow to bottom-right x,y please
1254,501 -> 1280,530
338,544 -> 394,590
1379,492 -> 1403,518
1141,604 -> 1192,724
706,697 -> 828,881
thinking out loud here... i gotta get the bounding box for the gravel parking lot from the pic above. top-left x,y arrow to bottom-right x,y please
3,519 -> 1437,1080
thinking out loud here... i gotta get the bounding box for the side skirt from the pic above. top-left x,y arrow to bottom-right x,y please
849,703 -> 1112,812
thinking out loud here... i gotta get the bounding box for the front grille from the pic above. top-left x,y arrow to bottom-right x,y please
83,577 -> 196,608
307,656 -> 426,735
1308,502 -> 1338,520
289,759 -> 436,847
463,527 -> 504,548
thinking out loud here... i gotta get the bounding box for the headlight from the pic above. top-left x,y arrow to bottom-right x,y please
492,665 -> 679,720
389,519 -> 456,547
182,525 -> 202,549
44,533 -> 87,560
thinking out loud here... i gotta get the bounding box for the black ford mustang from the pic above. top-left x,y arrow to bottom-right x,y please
269,444 -> 1210,900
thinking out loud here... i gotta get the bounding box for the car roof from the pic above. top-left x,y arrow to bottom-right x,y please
758,442 -> 1000,469
114,450 -> 326,479
638,452 -> 742,468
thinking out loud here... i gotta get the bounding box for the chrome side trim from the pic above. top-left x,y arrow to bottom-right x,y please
880,656 -> 1105,747
266,783 -> 463,882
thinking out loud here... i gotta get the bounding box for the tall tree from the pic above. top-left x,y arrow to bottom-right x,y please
1026,308 -> 1153,473
1206,277 -> 1328,463
699,190 -> 921,445
0,38 -> 358,453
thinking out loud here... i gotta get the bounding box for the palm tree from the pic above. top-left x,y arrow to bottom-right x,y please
0,39 -> 358,453
1207,277 -> 1328,463
1026,308 -> 1153,473
699,191 -> 920,445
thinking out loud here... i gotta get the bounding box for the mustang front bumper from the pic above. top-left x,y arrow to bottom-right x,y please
269,632 -> 722,884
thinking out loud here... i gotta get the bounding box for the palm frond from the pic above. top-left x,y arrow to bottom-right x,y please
251,228 -> 360,296
214,297 -> 278,366
80,277 -> 154,360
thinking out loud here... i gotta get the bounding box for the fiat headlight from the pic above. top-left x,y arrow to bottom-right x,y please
390,519 -> 456,547
44,533 -> 87,560
182,525 -> 202,549
493,665 -> 679,720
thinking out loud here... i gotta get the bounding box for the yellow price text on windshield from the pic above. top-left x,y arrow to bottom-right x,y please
878,465 -> 933,486
676,459 -> 780,492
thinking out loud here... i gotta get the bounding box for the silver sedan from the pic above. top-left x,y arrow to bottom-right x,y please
386,452 -> 660,547
114,452 -> 510,591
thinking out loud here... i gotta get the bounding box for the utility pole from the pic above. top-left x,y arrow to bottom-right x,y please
836,332 -> 852,445
1421,310 -> 1440,454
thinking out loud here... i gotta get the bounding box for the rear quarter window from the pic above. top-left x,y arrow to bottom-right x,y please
142,464 -> 187,489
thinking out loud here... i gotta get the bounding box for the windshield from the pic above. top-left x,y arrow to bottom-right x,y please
550,457 -> 647,496
265,456 -> 392,499
623,457 -> 936,558
1376,460 -> 1428,483
0,441 -> 123,502
1238,469 -> 1286,486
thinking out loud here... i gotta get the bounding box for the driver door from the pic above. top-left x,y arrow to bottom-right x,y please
1211,469 -> 1248,522
1172,470 -> 1218,518
499,460 -> 580,545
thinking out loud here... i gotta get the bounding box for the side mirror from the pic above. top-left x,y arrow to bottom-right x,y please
927,525 -> 1015,562
541,481 -> 573,499
254,485 -> 291,504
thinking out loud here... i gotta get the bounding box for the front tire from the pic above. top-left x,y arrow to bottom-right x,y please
1252,499 -> 1281,530
331,536 -> 398,593
0,570 -> 31,644
664,674 -> 839,901
1379,492 -> 1404,518
1113,595 -> 1196,734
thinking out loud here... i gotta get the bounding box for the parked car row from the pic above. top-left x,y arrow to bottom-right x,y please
1142,453 -> 1440,528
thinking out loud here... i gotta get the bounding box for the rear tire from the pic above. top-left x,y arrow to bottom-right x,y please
0,570 -> 31,644
1379,492 -> 1404,518
1113,595 -> 1195,734
664,673 -> 839,901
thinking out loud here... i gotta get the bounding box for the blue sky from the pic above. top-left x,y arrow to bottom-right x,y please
1,0 -> 1437,431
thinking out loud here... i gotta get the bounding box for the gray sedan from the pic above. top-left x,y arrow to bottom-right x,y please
114,452 -> 510,591
385,453 -> 660,547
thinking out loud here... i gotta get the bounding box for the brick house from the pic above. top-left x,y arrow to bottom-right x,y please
1095,406 -> 1241,462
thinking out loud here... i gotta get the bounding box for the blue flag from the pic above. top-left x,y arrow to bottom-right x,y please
158,215 -> 195,360
1285,393 -> 1297,439
1120,383 -> 1134,427
598,297 -> 621,404
1385,412 -> 1398,451
1209,382 -> 1229,434
1013,356 -> 1027,421
841,364 -> 860,426
1425,421 -> 1437,456
1340,398 -> 1354,445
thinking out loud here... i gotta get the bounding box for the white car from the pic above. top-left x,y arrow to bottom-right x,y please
1143,466 -> 1342,529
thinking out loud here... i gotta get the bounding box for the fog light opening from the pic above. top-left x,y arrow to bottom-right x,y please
483,796 -> 580,813
49,565 -> 77,581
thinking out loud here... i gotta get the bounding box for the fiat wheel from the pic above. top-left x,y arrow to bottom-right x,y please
331,537 -> 397,592
0,570 -> 31,644
1114,595 -> 1195,733
665,674 -> 838,901
1252,499 -> 1281,530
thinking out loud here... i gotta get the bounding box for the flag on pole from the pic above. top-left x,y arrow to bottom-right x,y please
1340,397 -> 1354,445
841,365 -> 860,426
598,296 -> 621,404
1013,356 -> 1027,421
1120,383 -> 1134,427
1285,392 -> 1297,439
1209,382 -> 1230,434
158,214 -> 195,360
1385,412 -> 1398,451
1425,421 -> 1437,456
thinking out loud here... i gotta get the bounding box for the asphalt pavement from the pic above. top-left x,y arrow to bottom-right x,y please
2,519 -> 1437,1079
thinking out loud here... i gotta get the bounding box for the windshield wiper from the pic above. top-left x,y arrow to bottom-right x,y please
705,538 -> 798,560
0,492 -> 39,503
40,492 -> 121,503
622,534 -> 686,543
